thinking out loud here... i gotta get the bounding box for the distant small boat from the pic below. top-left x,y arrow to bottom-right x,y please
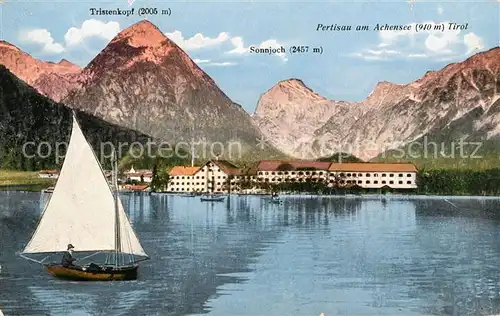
41,187 -> 54,193
269,195 -> 282,204
200,195 -> 225,202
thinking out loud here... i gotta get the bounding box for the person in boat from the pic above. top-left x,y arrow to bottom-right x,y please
61,244 -> 77,267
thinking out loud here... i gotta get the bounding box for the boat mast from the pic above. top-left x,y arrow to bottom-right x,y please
191,124 -> 195,167
112,150 -> 121,268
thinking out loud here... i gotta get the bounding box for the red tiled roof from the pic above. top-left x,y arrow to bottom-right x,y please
123,184 -> 150,191
39,170 -> 59,174
257,160 -> 331,171
169,166 -> 200,176
212,160 -> 242,175
328,163 -> 417,172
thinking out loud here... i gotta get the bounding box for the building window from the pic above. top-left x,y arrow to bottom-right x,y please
358,173 -> 362,177
374,173 -> 378,177
407,181 -> 412,184
340,173 -> 345,177
358,180 -> 362,184
398,181 -> 403,184
365,180 -> 369,184
265,172 -> 269,175
382,173 -> 386,177
389,181 -> 394,184
389,174 -> 394,177
382,181 -> 386,184
347,173 -> 351,177
407,174 -> 412,177
398,174 -> 403,177
374,180 -> 378,184
366,173 -> 370,177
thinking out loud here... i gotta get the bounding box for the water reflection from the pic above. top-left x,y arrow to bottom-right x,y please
27,285 -> 150,316
2,192 -> 500,315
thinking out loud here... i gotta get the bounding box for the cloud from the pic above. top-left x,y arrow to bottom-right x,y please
193,58 -> 210,64
193,58 -> 236,67
64,19 -> 120,46
19,19 -> 120,55
437,5 -> 444,15
352,21 -> 485,61
464,32 -> 484,54
19,29 -> 65,54
227,37 -> 288,62
165,30 -> 230,51
165,30 -> 289,62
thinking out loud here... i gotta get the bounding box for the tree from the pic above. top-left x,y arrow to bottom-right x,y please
151,164 -> 160,192
277,163 -> 294,171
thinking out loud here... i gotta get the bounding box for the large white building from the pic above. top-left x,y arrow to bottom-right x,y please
166,160 -> 418,193
328,163 -> 418,189
167,159 -> 243,193
256,160 -> 332,184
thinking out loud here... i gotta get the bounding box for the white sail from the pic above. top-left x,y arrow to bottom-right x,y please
22,115 -> 148,258
118,201 -> 148,257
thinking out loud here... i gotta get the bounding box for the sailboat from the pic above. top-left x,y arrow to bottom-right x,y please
20,113 -> 149,281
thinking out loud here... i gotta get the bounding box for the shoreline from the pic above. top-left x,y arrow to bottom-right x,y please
1,184 -> 498,198
2,187 -> 495,199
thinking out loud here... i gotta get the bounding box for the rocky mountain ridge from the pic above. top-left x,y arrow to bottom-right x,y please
0,41 -> 80,101
0,20 -> 281,160
0,65 -> 152,170
254,47 -> 500,160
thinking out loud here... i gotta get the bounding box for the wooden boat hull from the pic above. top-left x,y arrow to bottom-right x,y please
44,264 -> 138,281
200,197 -> 225,202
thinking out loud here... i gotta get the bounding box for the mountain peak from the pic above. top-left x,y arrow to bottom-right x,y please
266,78 -> 327,102
113,19 -> 168,47
278,78 -> 307,87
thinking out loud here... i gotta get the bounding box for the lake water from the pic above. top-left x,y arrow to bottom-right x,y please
1,192 -> 500,316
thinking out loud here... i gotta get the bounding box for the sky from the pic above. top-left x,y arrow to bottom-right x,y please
0,0 -> 499,113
